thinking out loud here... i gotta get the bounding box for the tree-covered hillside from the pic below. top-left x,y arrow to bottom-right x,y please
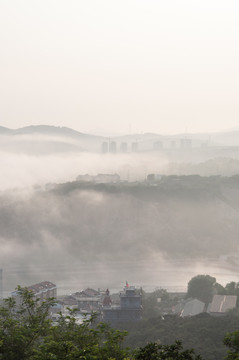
119,313 -> 239,360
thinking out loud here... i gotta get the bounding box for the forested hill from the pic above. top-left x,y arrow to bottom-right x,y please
49,174 -> 239,259
53,174 -> 238,200
1,175 -> 239,290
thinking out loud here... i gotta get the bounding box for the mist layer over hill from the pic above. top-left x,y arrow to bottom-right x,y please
2,126 -> 239,191
1,126 -> 239,294
2,149 -> 239,191
1,177 -> 239,295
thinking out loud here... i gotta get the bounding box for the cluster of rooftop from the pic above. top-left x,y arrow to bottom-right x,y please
174,294 -> 237,317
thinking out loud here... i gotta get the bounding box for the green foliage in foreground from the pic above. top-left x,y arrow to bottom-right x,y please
134,341 -> 203,360
0,286 -> 239,360
224,331 -> 239,360
0,286 -> 130,360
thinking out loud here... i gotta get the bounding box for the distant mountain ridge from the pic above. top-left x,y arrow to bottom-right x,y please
1,124 -> 239,140
1,125 -> 239,154
0,126 -> 12,133
0,126 -> 106,153
0,125 -> 104,139
0,125 -> 163,141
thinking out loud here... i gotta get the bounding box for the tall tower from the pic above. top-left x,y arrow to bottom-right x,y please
101,142 -> 108,153
131,141 -> 138,152
120,285 -> 141,310
102,284 -> 142,323
120,142 -> 128,153
109,141 -> 117,153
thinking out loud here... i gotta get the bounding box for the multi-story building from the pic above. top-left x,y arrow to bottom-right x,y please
73,288 -> 102,312
120,142 -> 128,153
109,141 -> 117,153
103,285 -> 142,323
12,281 -> 57,305
131,142 -> 138,152
101,141 -> 109,153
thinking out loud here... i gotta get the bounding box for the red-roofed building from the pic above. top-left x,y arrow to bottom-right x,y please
12,281 -> 57,305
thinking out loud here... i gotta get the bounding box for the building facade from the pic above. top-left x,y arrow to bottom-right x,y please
12,281 -> 57,305
103,285 -> 142,323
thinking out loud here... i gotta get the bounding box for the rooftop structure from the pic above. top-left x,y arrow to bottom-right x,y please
57,295 -> 78,307
209,295 -> 237,315
27,281 -> 56,296
69,288 -> 106,312
12,281 -> 57,305
180,299 -> 205,317
103,285 -> 142,323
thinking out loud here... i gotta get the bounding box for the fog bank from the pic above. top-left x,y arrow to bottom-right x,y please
1,178 -> 239,295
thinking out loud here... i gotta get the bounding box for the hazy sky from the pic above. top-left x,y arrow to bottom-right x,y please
1,0 -> 239,135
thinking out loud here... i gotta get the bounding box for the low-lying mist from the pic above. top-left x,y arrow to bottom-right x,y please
0,151 -> 168,190
1,176 -> 239,295
1,149 -> 239,191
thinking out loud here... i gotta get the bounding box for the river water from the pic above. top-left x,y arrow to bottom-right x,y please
2,256 -> 238,298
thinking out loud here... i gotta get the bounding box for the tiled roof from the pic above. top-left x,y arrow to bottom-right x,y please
27,281 -> 56,294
